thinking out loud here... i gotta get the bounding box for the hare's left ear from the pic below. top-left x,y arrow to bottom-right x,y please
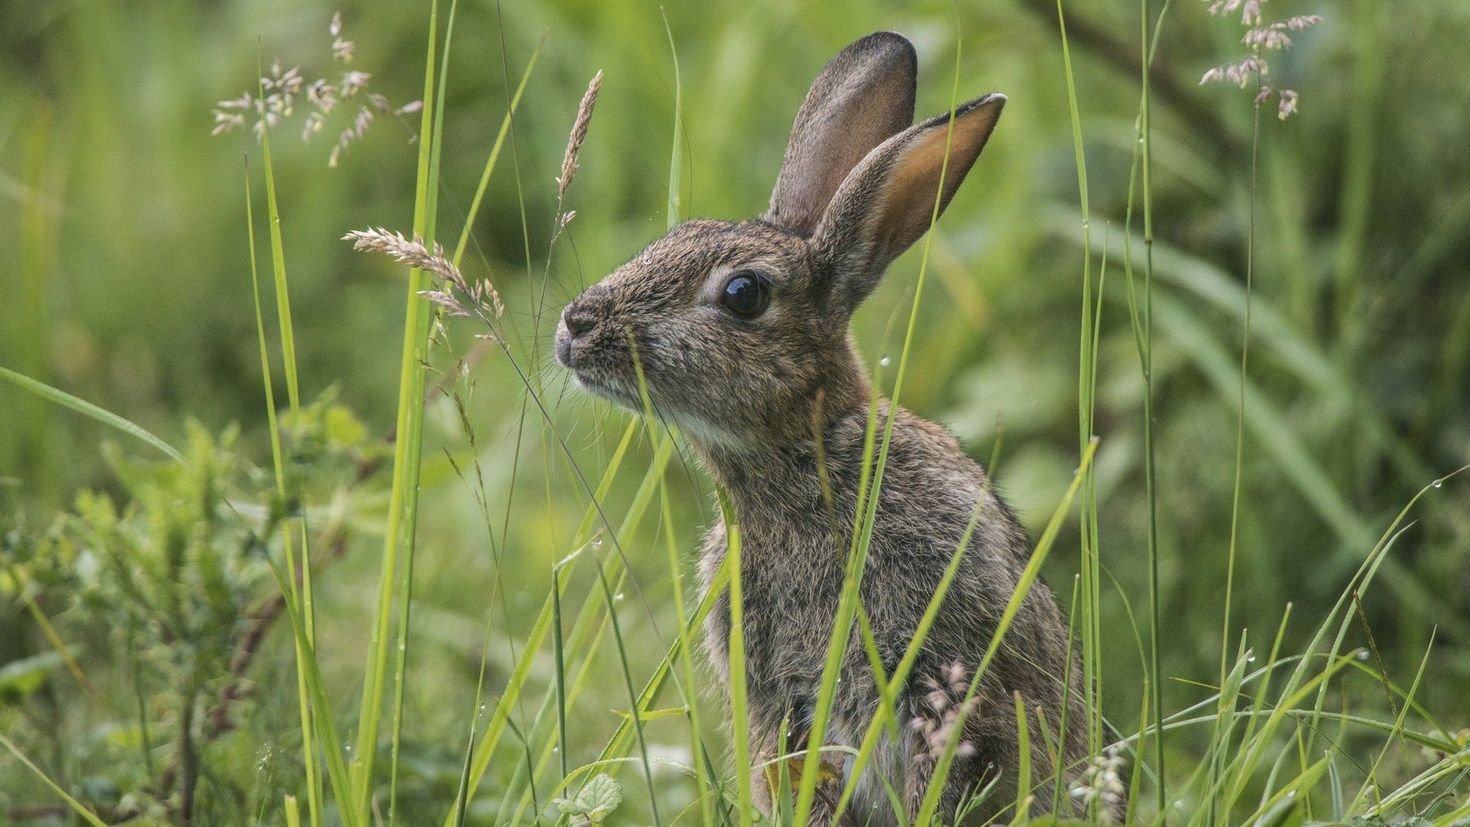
813,93 -> 1005,312
765,32 -> 918,237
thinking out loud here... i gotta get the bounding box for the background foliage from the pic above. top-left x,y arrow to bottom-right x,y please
1,0 -> 1468,822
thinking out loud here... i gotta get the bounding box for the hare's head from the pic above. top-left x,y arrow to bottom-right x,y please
555,31 -> 1003,447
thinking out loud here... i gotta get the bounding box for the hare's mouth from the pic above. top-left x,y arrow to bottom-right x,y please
571,371 -> 644,410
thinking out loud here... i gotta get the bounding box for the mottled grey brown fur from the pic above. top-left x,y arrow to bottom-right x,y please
555,31 -> 1089,825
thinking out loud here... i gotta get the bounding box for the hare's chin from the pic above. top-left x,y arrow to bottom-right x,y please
571,372 -> 642,409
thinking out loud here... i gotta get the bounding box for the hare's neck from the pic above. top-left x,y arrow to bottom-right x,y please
692,397 -> 887,525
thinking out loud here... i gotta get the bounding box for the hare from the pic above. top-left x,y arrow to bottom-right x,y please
555,31 -> 1089,825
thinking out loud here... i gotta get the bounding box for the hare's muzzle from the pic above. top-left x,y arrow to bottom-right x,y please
554,297 -> 598,369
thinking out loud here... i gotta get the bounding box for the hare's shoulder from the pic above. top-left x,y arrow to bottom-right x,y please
872,404 -> 1029,562
877,405 -> 990,491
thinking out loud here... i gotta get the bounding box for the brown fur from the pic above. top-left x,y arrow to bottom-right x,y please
555,31 -> 1089,825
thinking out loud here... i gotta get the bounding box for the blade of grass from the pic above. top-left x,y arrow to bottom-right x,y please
593,552 -> 663,825
1013,691 -> 1033,825
1347,629 -> 1435,815
245,167 -> 322,827
828,488 -> 993,822
0,367 -> 183,463
661,8 -> 683,228
797,14 -> 967,822
444,421 -> 667,823
354,0 -> 443,816
450,41 -> 539,268
1055,2 -> 1105,785
0,733 -> 109,827
265,557 -> 356,823
256,54 -> 317,676
914,438 -> 1100,824
717,489 -> 754,826
386,4 -> 459,822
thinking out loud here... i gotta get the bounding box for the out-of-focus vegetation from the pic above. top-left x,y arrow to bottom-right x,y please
1,0 -> 1468,823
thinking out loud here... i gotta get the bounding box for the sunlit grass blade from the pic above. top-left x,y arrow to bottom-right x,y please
0,366 -> 183,463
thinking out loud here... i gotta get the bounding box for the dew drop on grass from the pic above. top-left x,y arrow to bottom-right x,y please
1246,652 -> 1256,663
592,536 -> 604,550
615,592 -> 625,602
1432,478 -> 1444,488
878,355 -> 891,368
1356,648 -> 1371,661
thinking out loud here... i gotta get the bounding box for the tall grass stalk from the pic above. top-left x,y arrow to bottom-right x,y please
1052,3 -> 1106,809
794,16 -> 966,823
257,53 -> 315,663
1115,0 -> 1171,814
255,61 -> 340,815
244,165 -> 323,826
595,552 -> 663,825
1212,65 -> 1262,827
1137,0 -> 1167,815
386,4 -> 459,821
661,9 -> 684,228
718,490 -> 755,826
353,0 -> 444,819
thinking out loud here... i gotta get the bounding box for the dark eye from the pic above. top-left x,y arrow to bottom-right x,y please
719,272 -> 770,319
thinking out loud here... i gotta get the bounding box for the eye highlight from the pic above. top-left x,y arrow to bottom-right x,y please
719,271 -> 771,319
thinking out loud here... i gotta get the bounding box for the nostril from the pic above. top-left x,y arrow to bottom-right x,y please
562,303 -> 596,338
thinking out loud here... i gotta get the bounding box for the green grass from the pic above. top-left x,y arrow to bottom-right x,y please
2,0 -> 1470,824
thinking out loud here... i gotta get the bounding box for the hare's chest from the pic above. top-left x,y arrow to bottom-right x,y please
697,523 -> 845,697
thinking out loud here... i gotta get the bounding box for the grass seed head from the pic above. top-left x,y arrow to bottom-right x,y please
558,70 -> 603,199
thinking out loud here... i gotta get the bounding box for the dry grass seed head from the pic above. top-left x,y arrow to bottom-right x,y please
558,70 -> 604,199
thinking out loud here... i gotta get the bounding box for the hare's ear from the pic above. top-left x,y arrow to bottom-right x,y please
813,94 -> 1005,312
764,32 -> 917,236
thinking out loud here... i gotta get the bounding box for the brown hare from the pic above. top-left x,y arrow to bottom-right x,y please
555,30 -> 1088,825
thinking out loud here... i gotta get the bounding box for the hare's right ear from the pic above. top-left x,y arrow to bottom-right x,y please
764,32 -> 917,236
811,93 -> 1005,313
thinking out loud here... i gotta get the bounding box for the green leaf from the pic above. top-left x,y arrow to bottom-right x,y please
0,651 -> 65,696
554,772 -> 623,825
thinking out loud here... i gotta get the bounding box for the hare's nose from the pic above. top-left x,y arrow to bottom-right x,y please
562,302 -> 597,339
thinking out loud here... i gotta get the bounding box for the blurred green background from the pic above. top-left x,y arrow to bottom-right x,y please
2,0 -> 1468,820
